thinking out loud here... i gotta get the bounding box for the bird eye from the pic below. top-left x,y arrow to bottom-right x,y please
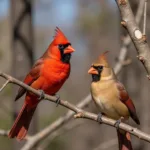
58,44 -> 64,50
97,66 -> 103,71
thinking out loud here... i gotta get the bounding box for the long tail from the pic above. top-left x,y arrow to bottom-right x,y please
8,102 -> 37,140
117,129 -> 133,150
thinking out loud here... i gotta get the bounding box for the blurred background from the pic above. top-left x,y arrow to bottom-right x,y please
0,0 -> 150,150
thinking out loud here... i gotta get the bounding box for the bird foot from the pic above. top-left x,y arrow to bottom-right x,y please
38,90 -> 45,100
114,117 -> 124,129
55,94 -> 60,107
97,112 -> 103,124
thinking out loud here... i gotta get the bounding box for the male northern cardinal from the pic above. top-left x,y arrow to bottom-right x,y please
8,27 -> 75,140
88,51 -> 140,150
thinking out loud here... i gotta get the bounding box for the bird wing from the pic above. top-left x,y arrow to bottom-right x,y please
15,59 -> 44,101
116,81 -> 140,125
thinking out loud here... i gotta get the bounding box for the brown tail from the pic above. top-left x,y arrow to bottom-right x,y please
8,102 -> 37,140
117,129 -> 133,150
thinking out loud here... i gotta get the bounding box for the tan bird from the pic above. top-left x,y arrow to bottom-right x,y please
88,51 -> 140,150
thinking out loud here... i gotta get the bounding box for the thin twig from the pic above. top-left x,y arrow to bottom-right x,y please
0,80 -> 10,92
143,0 -> 147,35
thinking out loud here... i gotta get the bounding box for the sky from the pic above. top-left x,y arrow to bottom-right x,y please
0,0 -> 9,17
0,0 -> 115,26
0,0 -> 77,26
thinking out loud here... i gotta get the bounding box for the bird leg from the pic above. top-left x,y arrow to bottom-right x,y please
54,94 -> 60,107
38,90 -> 45,100
97,112 -> 104,124
114,117 -> 124,129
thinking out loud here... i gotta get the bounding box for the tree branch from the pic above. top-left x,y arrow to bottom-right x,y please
0,72 -> 150,150
115,0 -> 150,79
0,80 -> 10,92
143,0 -> 147,35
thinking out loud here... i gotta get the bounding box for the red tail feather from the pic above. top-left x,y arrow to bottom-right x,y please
8,102 -> 36,140
117,130 -> 133,150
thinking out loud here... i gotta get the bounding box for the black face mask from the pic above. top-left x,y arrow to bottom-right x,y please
58,43 -> 71,63
91,66 -> 103,82
92,74 -> 100,82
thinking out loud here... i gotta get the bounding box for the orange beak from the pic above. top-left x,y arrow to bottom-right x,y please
88,67 -> 98,75
64,45 -> 75,54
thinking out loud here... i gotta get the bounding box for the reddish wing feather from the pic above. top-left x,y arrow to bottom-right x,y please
116,81 -> 140,125
117,130 -> 133,150
15,59 -> 43,101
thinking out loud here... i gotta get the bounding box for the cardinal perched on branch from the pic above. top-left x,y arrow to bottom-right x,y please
8,27 -> 75,140
88,51 -> 140,150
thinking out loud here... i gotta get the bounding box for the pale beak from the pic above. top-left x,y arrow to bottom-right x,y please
88,67 -> 98,75
64,45 -> 75,54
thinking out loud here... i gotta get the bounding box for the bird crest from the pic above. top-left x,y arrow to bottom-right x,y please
97,51 -> 109,67
53,27 -> 70,44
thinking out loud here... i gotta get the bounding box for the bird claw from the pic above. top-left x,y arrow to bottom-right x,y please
38,90 -> 45,100
55,94 -> 60,107
114,119 -> 122,129
97,112 -> 103,124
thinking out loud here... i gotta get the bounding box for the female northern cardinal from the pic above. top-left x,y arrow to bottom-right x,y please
88,51 -> 140,150
8,27 -> 75,140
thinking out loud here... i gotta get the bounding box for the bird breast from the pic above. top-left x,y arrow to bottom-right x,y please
42,59 -> 70,82
91,80 -> 129,120
41,59 -> 70,94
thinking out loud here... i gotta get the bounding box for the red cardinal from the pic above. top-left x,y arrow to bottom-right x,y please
8,27 -> 75,140
88,52 -> 140,150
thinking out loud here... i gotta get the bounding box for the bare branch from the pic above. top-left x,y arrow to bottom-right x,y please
0,72 -> 150,150
115,0 -> 150,79
143,0 -> 147,35
136,0 -> 145,24
0,80 -> 10,92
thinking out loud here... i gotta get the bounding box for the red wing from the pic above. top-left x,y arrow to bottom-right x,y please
116,81 -> 140,125
15,59 -> 43,101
